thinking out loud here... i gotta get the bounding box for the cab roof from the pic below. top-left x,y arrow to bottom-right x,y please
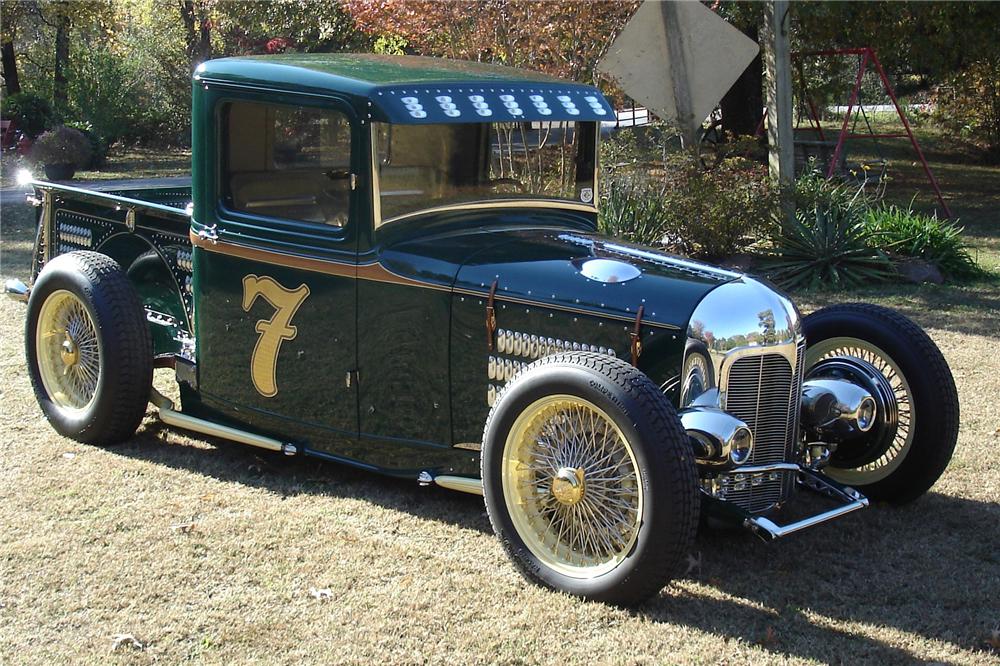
195,54 -> 614,124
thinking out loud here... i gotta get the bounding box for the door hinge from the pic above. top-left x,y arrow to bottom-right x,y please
197,224 -> 218,244
630,305 -> 644,367
486,279 -> 499,351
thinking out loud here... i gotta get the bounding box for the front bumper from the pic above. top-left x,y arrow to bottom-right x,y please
704,463 -> 869,541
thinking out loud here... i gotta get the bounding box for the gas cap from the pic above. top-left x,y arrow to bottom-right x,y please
576,258 -> 641,284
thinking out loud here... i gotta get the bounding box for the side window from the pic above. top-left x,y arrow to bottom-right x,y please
222,101 -> 352,227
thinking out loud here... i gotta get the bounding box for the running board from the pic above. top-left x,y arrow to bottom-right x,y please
149,388 -> 297,455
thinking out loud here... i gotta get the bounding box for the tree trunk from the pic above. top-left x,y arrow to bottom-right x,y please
1,42 -> 20,96
180,1 -> 212,70
53,10 -> 70,117
720,24 -> 763,138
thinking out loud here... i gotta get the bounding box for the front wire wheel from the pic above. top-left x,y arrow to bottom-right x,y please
806,337 -> 914,485
502,395 -> 642,578
482,352 -> 699,606
802,304 -> 958,503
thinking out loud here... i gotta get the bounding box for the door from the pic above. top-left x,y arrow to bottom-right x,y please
193,94 -> 359,447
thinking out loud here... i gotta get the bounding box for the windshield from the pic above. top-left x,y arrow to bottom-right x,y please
373,121 -> 597,225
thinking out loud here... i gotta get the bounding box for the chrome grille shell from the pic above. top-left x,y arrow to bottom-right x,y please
684,277 -> 805,514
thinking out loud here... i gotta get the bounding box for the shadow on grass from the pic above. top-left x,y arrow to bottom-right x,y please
109,418 -> 998,664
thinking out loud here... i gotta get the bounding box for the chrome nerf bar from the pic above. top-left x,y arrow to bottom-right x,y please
744,467 -> 869,541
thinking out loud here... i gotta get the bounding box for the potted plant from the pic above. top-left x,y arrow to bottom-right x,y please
29,125 -> 93,180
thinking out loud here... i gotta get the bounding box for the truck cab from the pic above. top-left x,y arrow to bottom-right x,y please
186,54 -> 611,474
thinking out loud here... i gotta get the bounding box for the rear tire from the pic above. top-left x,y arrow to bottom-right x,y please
481,352 -> 699,606
802,304 -> 959,503
26,251 -> 152,445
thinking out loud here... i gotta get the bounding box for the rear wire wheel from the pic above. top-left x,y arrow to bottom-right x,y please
26,251 -> 152,445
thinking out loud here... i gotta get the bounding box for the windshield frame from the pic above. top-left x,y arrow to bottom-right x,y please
370,122 -> 599,230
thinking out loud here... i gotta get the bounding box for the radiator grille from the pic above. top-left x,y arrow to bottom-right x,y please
720,344 -> 805,513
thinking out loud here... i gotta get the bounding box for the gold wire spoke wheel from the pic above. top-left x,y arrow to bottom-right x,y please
35,289 -> 102,412
501,394 -> 643,579
806,336 -> 914,485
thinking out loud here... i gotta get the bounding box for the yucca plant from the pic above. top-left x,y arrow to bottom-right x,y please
768,188 -> 895,290
865,204 -> 982,279
598,174 -> 670,246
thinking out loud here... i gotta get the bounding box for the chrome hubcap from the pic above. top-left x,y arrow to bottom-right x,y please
806,337 -> 914,485
36,290 -> 101,411
551,466 -> 586,506
502,395 -> 643,578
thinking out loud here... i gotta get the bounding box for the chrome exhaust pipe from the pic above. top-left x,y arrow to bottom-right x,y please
4,278 -> 29,303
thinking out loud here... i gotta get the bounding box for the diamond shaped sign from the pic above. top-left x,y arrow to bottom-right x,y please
598,0 -> 759,136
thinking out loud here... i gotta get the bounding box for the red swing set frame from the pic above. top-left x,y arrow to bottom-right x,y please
762,47 -> 952,217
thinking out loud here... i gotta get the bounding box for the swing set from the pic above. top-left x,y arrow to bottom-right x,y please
789,46 -> 951,217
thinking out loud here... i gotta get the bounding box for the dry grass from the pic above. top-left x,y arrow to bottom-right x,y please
2,149 -> 999,665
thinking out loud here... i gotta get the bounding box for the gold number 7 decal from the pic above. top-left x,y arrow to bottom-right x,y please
242,274 -> 310,397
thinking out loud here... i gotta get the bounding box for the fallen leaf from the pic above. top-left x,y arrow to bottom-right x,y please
758,626 -> 778,648
309,587 -> 333,601
987,623 -> 1000,652
111,634 -> 144,652
684,551 -> 702,576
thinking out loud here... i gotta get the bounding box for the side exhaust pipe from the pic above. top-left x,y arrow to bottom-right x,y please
150,388 -> 297,455
4,278 -> 29,303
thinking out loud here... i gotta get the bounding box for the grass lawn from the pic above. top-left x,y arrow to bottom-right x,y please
0,122 -> 998,664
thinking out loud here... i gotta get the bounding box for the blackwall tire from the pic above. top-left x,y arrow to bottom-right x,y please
481,352 -> 699,606
26,251 -> 152,445
803,304 -> 959,504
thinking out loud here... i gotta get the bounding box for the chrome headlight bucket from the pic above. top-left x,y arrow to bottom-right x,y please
680,406 -> 754,467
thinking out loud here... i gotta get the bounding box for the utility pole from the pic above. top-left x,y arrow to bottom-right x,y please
762,0 -> 794,226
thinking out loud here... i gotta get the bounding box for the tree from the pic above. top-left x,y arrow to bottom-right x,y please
343,0 -> 638,84
179,0 -> 213,69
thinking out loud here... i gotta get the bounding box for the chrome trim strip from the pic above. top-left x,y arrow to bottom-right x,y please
433,475 -> 484,496
29,180 -> 191,219
453,442 -> 482,451
452,286 -> 682,331
379,199 -> 598,228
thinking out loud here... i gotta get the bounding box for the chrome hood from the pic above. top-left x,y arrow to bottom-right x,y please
679,276 -> 803,409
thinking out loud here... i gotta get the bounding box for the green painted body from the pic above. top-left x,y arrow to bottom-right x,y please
31,54 -> 741,481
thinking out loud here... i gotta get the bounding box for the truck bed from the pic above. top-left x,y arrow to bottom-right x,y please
30,177 -> 196,354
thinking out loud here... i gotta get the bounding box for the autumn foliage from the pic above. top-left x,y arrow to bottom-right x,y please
343,0 -> 638,84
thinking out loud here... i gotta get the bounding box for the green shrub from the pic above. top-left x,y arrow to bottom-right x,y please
28,126 -> 93,169
0,92 -> 53,138
599,154 -> 778,260
63,121 -> 108,169
865,204 -> 982,279
766,177 -> 894,290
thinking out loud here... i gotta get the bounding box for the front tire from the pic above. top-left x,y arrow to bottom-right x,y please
802,304 -> 959,503
481,352 -> 699,606
26,251 -> 152,445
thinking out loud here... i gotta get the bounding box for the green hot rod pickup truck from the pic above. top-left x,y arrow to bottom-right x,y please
7,55 -> 959,605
